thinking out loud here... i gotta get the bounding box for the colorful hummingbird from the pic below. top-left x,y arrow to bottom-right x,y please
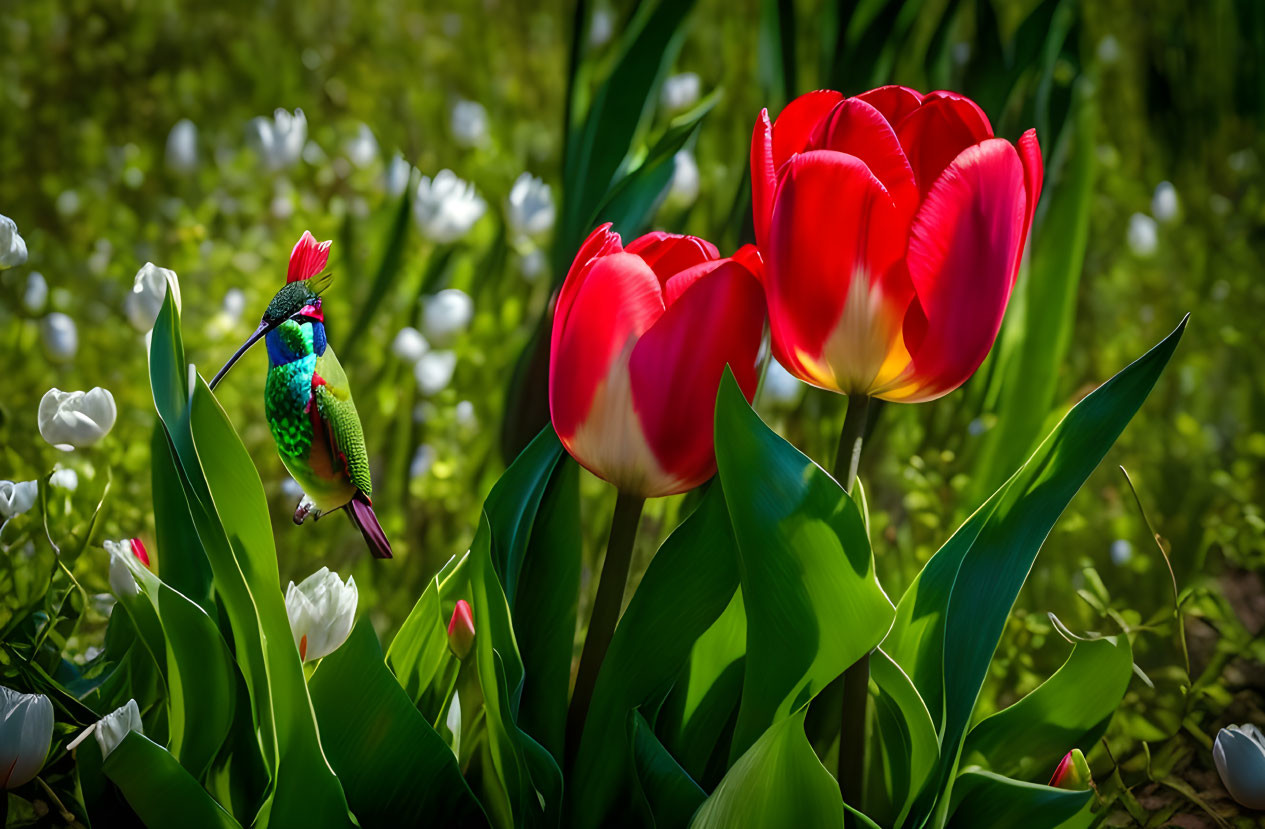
210,231 -> 392,558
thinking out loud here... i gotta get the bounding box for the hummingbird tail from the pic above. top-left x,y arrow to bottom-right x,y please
347,491 -> 393,559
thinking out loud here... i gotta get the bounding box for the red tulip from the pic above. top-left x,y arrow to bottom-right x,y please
447,599 -> 475,660
130,538 -> 151,569
751,85 -> 1043,402
550,224 -> 767,497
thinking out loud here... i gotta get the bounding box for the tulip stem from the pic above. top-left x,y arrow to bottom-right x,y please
565,490 -> 645,768
835,394 -> 871,809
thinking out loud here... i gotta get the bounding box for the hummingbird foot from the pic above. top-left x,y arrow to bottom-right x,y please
293,493 -> 321,525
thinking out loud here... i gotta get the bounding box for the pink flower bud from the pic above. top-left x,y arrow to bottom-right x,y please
130,538 -> 151,569
1049,749 -> 1091,790
447,600 -> 475,660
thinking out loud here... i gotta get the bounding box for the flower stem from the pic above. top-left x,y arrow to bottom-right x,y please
565,489 -> 645,767
834,394 -> 871,808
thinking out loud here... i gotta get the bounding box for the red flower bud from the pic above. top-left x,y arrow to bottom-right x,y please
130,538 -> 151,569
447,600 -> 475,660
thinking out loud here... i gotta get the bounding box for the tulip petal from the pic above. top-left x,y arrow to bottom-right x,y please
288,231 -> 333,283
625,233 -> 719,287
896,95 -> 994,198
765,151 -> 907,390
629,260 -> 766,494
812,98 -> 920,228
554,223 -> 623,334
890,139 -> 1027,403
549,252 -> 665,442
854,84 -> 924,125
1017,128 -> 1044,254
751,109 -> 777,248
771,89 -> 844,169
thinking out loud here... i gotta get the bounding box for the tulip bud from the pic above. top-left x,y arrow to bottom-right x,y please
447,600 -> 475,660
165,119 -> 199,174
49,468 -> 78,492
0,686 -> 53,789
125,263 -> 182,333
249,108 -> 307,170
450,99 -> 489,148
415,350 -> 458,396
0,480 -> 38,520
94,699 -> 143,759
0,214 -> 28,269
1048,748 -> 1092,790
345,123 -> 379,168
660,73 -> 701,114
38,387 -> 117,449
1214,723 -> 1265,810
105,540 -> 141,598
285,567 -> 357,663
385,153 -> 414,197
421,288 -> 474,345
23,272 -> 47,313
392,327 -> 429,363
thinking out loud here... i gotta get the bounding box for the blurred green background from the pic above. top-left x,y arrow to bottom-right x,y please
1,0 -> 1262,822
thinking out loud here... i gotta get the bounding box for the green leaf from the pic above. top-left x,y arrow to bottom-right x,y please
309,620 -> 488,826
559,0 -> 700,266
690,711 -> 849,829
150,422 -> 214,612
386,553 -> 468,719
867,649 -> 939,827
631,711 -> 707,829
946,769 -> 1091,829
970,81 -> 1098,503
594,91 -> 719,239
103,732 -> 241,829
569,484 -> 739,828
962,634 -> 1132,782
883,318 -> 1186,823
713,369 -> 894,761
467,514 -> 562,828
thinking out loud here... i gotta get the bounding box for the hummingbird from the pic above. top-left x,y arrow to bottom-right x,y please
210,231 -> 392,558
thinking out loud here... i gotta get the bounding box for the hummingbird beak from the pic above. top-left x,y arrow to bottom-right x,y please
209,320 -> 272,390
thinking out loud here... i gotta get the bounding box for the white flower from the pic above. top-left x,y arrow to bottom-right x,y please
506,173 -> 555,241
105,540 -> 141,598
38,387 -> 117,449
125,263 -> 182,332
94,700 -> 143,759
415,350 -> 457,396
421,289 -> 474,344
1214,723 -> 1265,810
450,99 -> 489,148
23,272 -> 46,312
519,248 -> 547,282
761,358 -> 806,408
385,153 -> 414,197
49,468 -> 78,492
0,686 -> 53,789
249,108 -> 307,170
1126,212 -> 1157,258
346,123 -> 379,168
660,73 -> 701,113
285,567 -> 357,662
0,214 -> 28,269
589,6 -> 614,47
392,327 -> 429,363
1151,181 -> 1179,224
414,170 -> 486,243
667,150 -> 700,208
165,119 -> 198,173
455,400 -> 477,429
0,481 -> 38,519
40,313 -> 78,362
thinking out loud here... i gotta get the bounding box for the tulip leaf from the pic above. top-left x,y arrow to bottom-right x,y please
467,513 -> 563,828
185,377 -> 354,825
631,710 -> 707,828
150,423 -> 214,614
690,710 -> 880,829
559,0 -> 700,267
102,731 -> 241,829
569,483 -> 739,828
309,620 -> 488,826
713,368 -> 894,761
594,91 -> 719,240
658,587 -> 747,787
971,79 -> 1097,504
945,769 -> 1092,829
866,648 -> 939,827
386,552 -> 468,719
961,633 -> 1132,782
883,317 -> 1185,824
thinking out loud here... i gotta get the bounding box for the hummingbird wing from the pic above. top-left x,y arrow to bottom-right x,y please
311,344 -> 374,499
